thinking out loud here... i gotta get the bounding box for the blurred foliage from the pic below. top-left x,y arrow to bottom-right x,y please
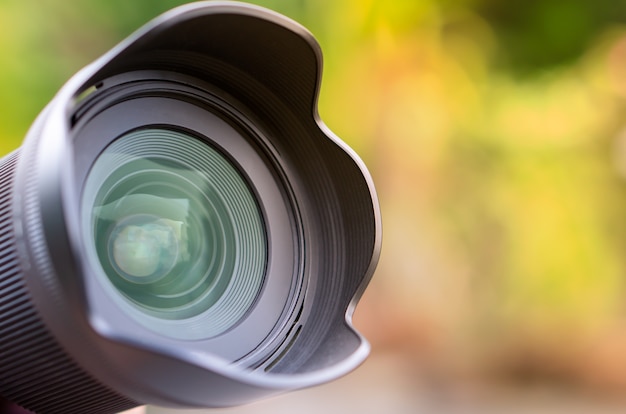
476,0 -> 626,74
4,0 -> 626,393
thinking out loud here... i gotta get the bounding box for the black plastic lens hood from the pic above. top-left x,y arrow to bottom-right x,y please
0,2 -> 381,412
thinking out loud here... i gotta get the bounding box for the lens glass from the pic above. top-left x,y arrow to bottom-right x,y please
81,128 -> 267,340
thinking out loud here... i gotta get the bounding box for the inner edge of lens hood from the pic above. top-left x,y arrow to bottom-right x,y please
32,89 -> 375,396
76,1 -> 322,100
20,0 -> 381,395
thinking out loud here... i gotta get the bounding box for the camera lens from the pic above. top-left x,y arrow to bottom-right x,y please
81,128 -> 267,340
0,3 -> 381,412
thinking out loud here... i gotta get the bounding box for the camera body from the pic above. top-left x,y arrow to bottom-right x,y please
0,2 -> 381,412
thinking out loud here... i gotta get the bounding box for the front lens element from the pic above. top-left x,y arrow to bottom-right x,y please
81,129 -> 267,340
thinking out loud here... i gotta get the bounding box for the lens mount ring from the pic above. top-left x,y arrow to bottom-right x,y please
72,71 -> 304,362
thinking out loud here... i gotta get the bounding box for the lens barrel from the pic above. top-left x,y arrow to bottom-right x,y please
0,2 -> 381,412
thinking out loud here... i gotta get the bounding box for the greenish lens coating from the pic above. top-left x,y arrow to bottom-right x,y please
81,129 -> 267,340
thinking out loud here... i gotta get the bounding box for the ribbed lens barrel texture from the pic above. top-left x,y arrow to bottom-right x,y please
0,150 -> 139,414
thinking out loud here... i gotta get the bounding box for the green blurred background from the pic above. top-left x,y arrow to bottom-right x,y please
4,0 -> 626,412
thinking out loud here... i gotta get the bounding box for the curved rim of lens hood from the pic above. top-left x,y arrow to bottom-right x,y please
14,1 -> 382,407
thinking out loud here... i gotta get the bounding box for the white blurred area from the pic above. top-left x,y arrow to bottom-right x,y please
121,408 -> 147,414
